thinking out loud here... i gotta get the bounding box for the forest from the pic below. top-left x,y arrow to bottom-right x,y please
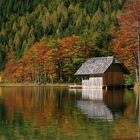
0,0 -> 139,85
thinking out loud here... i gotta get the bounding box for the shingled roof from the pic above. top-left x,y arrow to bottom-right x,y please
75,56 -> 129,75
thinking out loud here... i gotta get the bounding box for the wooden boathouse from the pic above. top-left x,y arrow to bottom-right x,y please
75,56 -> 129,88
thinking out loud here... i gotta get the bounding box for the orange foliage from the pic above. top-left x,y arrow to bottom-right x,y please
113,0 -> 140,72
4,35 -> 91,82
2,87 -> 57,128
44,49 -> 57,77
59,35 -> 80,58
58,35 -> 87,79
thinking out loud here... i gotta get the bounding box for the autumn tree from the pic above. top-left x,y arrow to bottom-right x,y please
59,35 -> 91,82
24,43 -> 48,83
4,50 -> 17,82
43,49 -> 57,83
113,0 -> 140,82
0,0 -> 124,73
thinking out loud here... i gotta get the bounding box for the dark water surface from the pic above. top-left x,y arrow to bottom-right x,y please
0,87 -> 139,140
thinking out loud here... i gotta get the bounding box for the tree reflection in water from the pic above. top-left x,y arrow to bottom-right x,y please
76,89 -> 126,121
0,86 -> 138,140
135,88 -> 140,140
77,89 -> 113,120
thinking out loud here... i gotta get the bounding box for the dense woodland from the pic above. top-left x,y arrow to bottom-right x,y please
0,0 -> 139,85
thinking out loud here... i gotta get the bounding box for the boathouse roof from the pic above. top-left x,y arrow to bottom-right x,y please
75,56 -> 129,75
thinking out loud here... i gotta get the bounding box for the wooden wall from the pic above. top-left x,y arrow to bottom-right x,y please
103,64 -> 124,86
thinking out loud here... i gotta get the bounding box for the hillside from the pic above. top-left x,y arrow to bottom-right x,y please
0,0 -> 125,83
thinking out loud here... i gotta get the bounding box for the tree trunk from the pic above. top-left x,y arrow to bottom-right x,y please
137,20 -> 140,82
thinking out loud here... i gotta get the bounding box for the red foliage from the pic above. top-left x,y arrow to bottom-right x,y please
59,35 -> 80,58
113,0 -> 140,72
4,35 -> 92,82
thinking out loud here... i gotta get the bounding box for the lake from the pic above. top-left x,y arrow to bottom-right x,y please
0,86 -> 139,140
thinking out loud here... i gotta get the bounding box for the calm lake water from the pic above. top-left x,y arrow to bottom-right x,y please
0,86 -> 139,140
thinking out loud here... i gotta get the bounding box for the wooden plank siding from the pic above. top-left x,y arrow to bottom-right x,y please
103,72 -> 124,86
82,77 -> 103,89
103,64 -> 124,86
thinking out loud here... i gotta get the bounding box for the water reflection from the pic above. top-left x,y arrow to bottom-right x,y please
77,89 -> 113,120
0,87 -> 80,139
82,89 -> 103,100
0,86 -> 138,140
135,88 -> 140,139
112,89 -> 137,140
76,89 -> 126,121
135,88 -> 140,125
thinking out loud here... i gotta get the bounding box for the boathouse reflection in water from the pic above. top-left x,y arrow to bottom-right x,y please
0,86 -> 138,140
76,89 -> 126,120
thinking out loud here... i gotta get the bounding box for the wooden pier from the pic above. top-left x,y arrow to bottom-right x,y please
69,85 -> 82,89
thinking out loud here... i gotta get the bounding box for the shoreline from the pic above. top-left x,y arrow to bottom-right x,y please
134,82 -> 140,90
0,83 -> 71,87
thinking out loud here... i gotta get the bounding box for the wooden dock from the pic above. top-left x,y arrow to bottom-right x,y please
69,85 -> 82,89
